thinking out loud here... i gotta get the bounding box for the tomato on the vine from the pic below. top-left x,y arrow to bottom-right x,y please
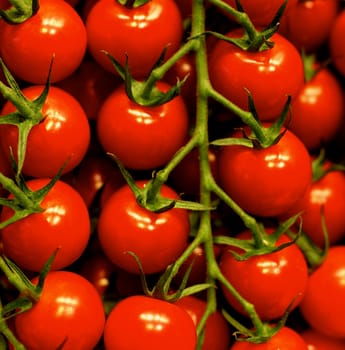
0,0 -> 87,84
0,178 -> 91,272
209,30 -> 304,121
0,85 -> 90,178
14,271 -> 105,350
103,295 -> 197,350
97,180 -> 190,274
85,0 -> 183,78
300,328 -> 345,350
96,82 -> 189,170
217,125 -> 312,218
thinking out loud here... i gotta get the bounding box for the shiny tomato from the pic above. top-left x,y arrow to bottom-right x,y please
85,0 -> 183,78
300,328 -> 345,350
0,0 -> 87,84
279,0 -> 340,53
96,82 -> 189,170
230,326 -> 308,349
299,245 -> 345,339
329,8 -> 345,78
219,230 -> 309,321
0,178 -> 91,272
0,85 -> 90,178
14,271 -> 105,350
97,180 -> 190,274
103,295 -> 197,350
175,295 -> 231,350
288,65 -> 345,151
209,30 -> 304,121
217,126 -> 312,217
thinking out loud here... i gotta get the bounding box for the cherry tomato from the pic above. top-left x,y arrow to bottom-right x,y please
217,125 -> 312,217
279,0 -> 340,53
103,295 -> 197,350
300,328 -> 345,350
85,0 -> 183,78
230,326 -> 308,350
175,295 -> 231,350
96,82 -> 189,170
209,29 -> 304,121
219,229 -> 309,320
299,245 -> 345,339
0,0 -> 87,84
329,8 -> 345,78
0,178 -> 91,272
97,180 -> 190,274
0,85 -> 90,178
14,271 -> 105,350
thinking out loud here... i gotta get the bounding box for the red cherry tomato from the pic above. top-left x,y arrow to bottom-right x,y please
0,178 -> 91,272
219,230 -> 309,320
96,82 -> 189,170
329,8 -> 345,78
85,0 -> 183,78
0,85 -> 90,178
300,328 -> 345,350
14,271 -> 105,350
103,295 -> 197,350
97,180 -> 190,274
300,245 -> 345,339
0,0 -> 87,84
217,126 -> 312,217
209,30 -> 304,121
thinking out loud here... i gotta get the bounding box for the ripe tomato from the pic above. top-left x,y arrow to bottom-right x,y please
217,126 -> 312,218
300,328 -> 345,350
0,178 -> 91,272
97,180 -> 190,274
230,326 -> 308,349
0,85 -> 90,178
175,295 -> 231,350
14,271 -> 105,350
96,82 -> 189,170
209,30 -> 304,121
219,229 -> 309,321
279,0 -> 340,53
85,0 -> 183,78
329,8 -> 345,78
287,65 -> 345,151
0,0 -> 87,84
103,295 -> 197,350
299,245 -> 345,339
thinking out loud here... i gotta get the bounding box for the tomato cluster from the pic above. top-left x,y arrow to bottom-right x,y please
0,0 -> 345,349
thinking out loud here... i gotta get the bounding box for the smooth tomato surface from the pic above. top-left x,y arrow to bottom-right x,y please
217,126 -> 312,217
0,0 -> 87,84
103,295 -> 197,350
86,0 -> 183,78
329,8 -> 345,78
0,179 -> 91,272
300,328 -> 345,350
14,271 -> 105,350
209,30 -> 304,121
97,180 -> 190,274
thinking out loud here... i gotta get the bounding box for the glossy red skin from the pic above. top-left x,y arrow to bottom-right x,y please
288,66 -> 344,151
175,295 -> 231,350
0,85 -> 90,178
222,0 -> 298,30
97,82 -> 189,170
103,295 -> 197,350
300,328 -> 345,350
85,0 -> 183,78
230,326 -> 308,350
0,0 -> 87,84
14,271 -> 105,350
209,30 -> 304,121
279,0 -> 340,53
220,230 -> 309,320
217,126 -> 312,217
97,180 -> 190,274
300,245 -> 345,338
330,9 -> 345,78
0,179 -> 91,272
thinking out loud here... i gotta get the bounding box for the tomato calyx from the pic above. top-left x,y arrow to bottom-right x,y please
312,149 -> 345,182
0,58 -> 52,177
116,0 -> 150,9
0,0 -> 39,24
103,50 -> 187,107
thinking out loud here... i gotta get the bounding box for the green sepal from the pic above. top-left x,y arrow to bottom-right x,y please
0,0 -> 39,24
116,0 -> 150,9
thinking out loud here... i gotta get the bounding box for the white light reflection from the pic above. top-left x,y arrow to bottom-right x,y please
45,205 -> 66,226
40,18 -> 64,35
56,296 -> 78,317
128,209 -> 166,231
265,153 -> 290,169
257,258 -> 287,275
140,312 -> 169,332
45,110 -> 66,132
